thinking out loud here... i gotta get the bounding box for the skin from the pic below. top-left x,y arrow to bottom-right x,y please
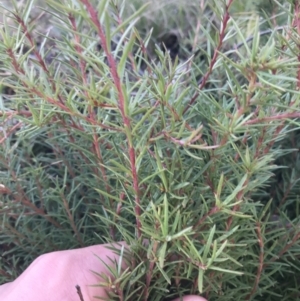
0,242 -> 208,301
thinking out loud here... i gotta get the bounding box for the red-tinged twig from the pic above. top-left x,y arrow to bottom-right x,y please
193,206 -> 220,233
246,222 -> 264,300
292,1 -> 300,90
0,121 -> 23,144
80,0 -> 142,237
275,177 -> 300,213
75,285 -> 85,301
163,131 -> 220,150
0,110 -> 31,118
0,268 -> 12,278
13,14 -> 64,104
61,193 -> 84,247
244,112 -> 300,125
6,48 -> 25,75
269,229 -> 300,263
6,49 -> 120,132
183,0 -> 235,114
144,240 -> 159,301
68,14 -> 114,233
0,168 -> 61,228
35,176 -> 45,210
46,126 -> 76,179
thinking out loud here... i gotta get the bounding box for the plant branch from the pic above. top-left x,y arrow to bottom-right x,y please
183,0 -> 235,114
80,0 -> 142,237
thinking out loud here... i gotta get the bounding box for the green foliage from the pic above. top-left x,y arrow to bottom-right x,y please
1,0 -> 300,300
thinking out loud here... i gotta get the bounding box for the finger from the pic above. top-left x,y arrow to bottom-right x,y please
74,242 -> 128,300
0,242 -> 128,301
172,295 -> 208,301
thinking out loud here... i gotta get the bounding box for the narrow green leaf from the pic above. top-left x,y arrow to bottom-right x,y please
154,146 -> 168,191
156,262 -> 171,284
184,235 -> 203,264
97,0 -> 110,23
168,226 -> 193,241
23,0 -> 35,24
251,16 -> 260,62
217,173 -> 224,198
94,188 -> 120,202
209,266 -> 243,275
198,269 -> 204,293
117,32 -> 136,80
105,11 -> 111,53
109,159 -> 131,175
163,194 -> 169,237
217,226 -> 239,242
215,240 -> 227,259
112,3 -> 149,35
171,210 -> 180,234
206,240 -> 218,267
159,241 -> 167,268
223,174 -> 248,205
203,225 -> 215,261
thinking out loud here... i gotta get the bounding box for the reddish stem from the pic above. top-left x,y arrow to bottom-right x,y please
61,192 -> 84,247
246,222 -> 264,300
183,0 -> 235,114
80,0 -> 142,237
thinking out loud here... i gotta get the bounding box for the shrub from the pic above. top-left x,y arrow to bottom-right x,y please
1,0 -> 300,300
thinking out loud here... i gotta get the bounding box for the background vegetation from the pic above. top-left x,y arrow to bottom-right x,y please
1,0 -> 300,300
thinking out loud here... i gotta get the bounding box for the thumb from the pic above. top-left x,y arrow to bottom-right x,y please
173,295 -> 208,301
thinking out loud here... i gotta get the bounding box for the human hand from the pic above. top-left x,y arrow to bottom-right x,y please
0,242 -> 207,301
